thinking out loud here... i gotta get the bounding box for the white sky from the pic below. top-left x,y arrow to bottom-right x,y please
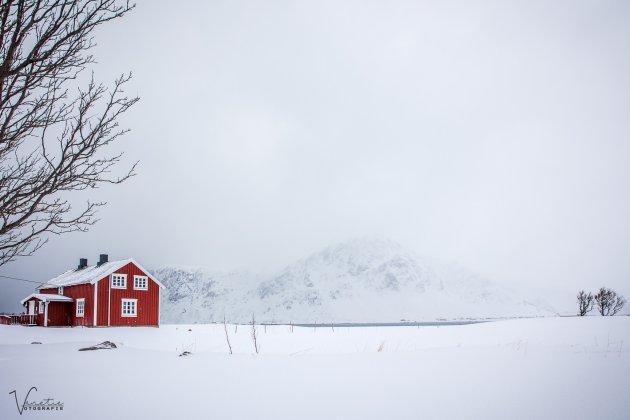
2,0 -> 630,311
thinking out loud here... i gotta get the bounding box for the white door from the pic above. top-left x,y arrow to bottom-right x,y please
28,301 -> 35,315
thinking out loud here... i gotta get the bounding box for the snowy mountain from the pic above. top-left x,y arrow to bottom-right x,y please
154,237 -> 556,323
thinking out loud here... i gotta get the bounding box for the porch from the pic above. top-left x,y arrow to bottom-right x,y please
19,293 -> 74,327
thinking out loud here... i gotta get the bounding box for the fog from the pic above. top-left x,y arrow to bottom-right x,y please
2,0 -> 630,312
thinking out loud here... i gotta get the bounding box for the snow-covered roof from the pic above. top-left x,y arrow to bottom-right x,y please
39,258 -> 164,289
20,293 -> 73,305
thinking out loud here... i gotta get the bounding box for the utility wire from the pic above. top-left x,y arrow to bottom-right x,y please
0,274 -> 44,285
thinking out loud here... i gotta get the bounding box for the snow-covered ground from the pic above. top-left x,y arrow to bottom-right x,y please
1,317 -> 629,419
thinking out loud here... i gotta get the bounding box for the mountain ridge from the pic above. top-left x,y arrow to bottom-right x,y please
154,237 -> 557,323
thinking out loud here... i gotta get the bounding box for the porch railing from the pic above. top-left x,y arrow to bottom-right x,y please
10,314 -> 37,325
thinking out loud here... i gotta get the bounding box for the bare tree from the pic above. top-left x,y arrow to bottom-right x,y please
0,0 -> 138,266
251,313 -> 259,354
577,290 -> 594,316
594,287 -> 627,316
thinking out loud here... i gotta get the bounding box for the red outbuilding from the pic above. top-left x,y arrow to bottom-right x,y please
19,254 -> 164,327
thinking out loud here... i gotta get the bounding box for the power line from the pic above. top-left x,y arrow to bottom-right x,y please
0,274 -> 44,285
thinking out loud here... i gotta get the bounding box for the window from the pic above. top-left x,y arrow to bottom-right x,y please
121,299 -> 137,317
38,301 -> 44,313
111,274 -> 127,289
58,286 -> 64,295
76,298 -> 85,317
134,275 -> 148,290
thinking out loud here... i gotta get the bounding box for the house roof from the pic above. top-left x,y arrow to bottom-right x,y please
20,293 -> 73,305
38,258 -> 164,289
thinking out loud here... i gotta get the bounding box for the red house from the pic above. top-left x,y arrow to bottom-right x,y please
19,254 -> 164,327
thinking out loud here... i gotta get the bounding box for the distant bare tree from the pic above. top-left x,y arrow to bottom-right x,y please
594,287 -> 627,316
251,313 -> 259,354
0,0 -> 138,266
577,290 -> 594,316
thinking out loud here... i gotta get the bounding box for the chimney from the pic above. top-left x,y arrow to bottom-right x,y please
78,258 -> 88,270
97,254 -> 109,266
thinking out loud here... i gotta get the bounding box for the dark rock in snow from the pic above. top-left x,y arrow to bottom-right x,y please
79,341 -> 117,351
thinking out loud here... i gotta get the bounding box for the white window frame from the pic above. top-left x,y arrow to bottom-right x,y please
58,286 -> 64,295
76,298 -> 85,317
38,301 -> 44,313
111,274 -> 127,289
121,299 -> 137,317
133,275 -> 148,290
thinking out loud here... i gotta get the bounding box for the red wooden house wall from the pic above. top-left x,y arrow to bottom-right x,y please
96,262 -> 160,327
46,302 -> 72,326
40,284 -> 94,327
65,283 -> 94,327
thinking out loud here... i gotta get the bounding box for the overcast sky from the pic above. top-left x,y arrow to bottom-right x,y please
2,0 -> 630,312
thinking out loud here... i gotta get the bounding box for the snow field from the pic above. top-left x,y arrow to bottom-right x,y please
1,317 -> 628,419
